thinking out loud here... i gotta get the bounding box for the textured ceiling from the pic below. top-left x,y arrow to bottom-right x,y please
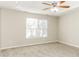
0,1 -> 79,16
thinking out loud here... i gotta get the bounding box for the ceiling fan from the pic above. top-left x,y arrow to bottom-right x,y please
42,1 -> 70,12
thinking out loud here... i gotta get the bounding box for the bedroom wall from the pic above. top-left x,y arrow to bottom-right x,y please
0,9 -> 1,48
0,8 -> 58,49
59,8 -> 79,48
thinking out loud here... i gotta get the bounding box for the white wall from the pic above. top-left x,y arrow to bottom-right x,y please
0,9 -> 1,48
0,8 -> 58,49
59,8 -> 79,47
1,7 -> 79,49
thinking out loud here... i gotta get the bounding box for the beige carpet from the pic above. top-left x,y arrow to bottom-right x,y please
0,42 -> 79,57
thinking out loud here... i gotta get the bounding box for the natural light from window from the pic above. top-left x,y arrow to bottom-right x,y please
26,18 -> 48,39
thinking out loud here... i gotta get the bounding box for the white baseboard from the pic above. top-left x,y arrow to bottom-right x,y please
1,40 -> 79,50
0,41 -> 57,50
58,40 -> 79,48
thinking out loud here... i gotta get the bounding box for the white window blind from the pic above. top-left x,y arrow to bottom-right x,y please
26,18 -> 47,39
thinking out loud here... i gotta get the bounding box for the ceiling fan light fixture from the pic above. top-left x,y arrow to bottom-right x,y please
50,7 -> 59,12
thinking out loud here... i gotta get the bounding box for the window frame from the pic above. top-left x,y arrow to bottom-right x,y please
26,18 -> 48,39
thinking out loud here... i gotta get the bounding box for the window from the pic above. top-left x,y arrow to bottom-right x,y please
26,18 -> 48,39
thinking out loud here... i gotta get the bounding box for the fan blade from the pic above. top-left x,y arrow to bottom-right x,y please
58,6 -> 70,8
42,3 -> 53,6
59,1 -> 65,4
43,7 -> 51,10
